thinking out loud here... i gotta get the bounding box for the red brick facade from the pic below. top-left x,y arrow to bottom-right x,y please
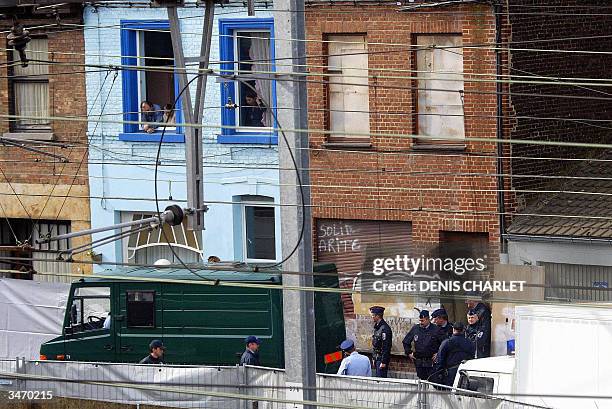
0,14 -> 88,186
0,10 -> 92,275
306,3 -> 501,256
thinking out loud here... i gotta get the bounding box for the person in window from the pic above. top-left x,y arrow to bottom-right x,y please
242,91 -> 266,127
162,103 -> 175,125
140,100 -> 163,133
140,339 -> 166,364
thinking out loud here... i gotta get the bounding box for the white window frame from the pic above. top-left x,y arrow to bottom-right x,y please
241,202 -> 277,263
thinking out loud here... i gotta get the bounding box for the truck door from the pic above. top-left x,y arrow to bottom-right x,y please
116,283 -> 162,363
63,285 -> 115,362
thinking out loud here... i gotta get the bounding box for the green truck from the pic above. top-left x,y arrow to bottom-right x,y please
40,263 -> 346,372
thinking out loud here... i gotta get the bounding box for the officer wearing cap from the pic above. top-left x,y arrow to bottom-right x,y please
240,336 -> 261,366
370,306 -> 392,378
433,322 -> 475,386
336,339 -> 372,377
431,308 -> 453,339
465,291 -> 492,332
465,309 -> 491,358
403,310 -> 446,380
140,339 -> 166,364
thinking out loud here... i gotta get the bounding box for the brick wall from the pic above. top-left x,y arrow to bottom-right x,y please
0,14 -> 92,274
0,16 -> 88,186
305,3 -> 501,254
505,0 -> 612,209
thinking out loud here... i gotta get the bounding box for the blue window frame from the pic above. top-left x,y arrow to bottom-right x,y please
218,18 -> 277,144
119,20 -> 184,143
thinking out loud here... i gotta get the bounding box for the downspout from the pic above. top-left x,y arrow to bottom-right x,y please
494,1 -> 508,263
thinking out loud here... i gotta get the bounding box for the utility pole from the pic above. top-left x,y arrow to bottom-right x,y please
166,1 -> 215,231
274,0 -> 316,407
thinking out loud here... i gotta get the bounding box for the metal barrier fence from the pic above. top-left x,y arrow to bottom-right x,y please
0,358 -> 549,409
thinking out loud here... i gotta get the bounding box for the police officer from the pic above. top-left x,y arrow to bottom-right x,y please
370,305 -> 392,378
239,336 -> 261,365
434,322 -> 475,386
337,339 -> 372,377
466,291 -> 492,332
431,308 -> 453,338
465,309 -> 491,358
403,310 -> 446,380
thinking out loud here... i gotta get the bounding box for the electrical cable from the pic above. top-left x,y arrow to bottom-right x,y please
1,266 -> 611,309
220,74 -> 306,269
153,71 -> 219,284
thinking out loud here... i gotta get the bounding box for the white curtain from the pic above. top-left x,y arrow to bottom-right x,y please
14,39 -> 49,128
248,33 -> 272,127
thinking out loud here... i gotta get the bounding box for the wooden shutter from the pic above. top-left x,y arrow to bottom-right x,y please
416,35 -> 464,144
328,35 -> 370,143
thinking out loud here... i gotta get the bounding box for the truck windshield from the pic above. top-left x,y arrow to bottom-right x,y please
68,287 -> 111,333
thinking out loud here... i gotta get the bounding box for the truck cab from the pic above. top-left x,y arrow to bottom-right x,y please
453,355 -> 515,396
40,263 -> 346,372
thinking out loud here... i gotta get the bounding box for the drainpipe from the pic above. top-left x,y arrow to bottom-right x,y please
494,1 -> 508,264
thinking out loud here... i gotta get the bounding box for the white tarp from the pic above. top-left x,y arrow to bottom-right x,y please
0,278 -> 70,359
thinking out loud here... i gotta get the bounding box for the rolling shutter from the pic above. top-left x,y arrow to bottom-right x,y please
315,219 -> 412,317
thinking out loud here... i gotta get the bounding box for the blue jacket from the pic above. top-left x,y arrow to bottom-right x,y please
239,349 -> 260,366
141,103 -> 163,130
434,334 -> 475,386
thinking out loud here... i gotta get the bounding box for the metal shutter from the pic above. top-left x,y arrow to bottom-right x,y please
316,219 -> 412,317
543,262 -> 612,302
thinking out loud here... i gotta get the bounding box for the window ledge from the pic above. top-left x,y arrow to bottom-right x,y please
411,143 -> 466,152
118,132 -> 185,143
217,134 -> 278,145
3,132 -> 55,141
322,142 -> 372,150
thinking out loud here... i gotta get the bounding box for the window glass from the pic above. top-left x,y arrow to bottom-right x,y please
245,205 -> 276,261
235,31 -> 272,129
11,38 -> 50,130
127,291 -> 155,327
69,288 -> 111,333
459,374 -> 495,394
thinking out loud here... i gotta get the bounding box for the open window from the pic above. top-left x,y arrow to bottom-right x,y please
137,30 -> 176,131
67,287 -> 111,334
219,18 -> 277,144
119,20 -> 183,142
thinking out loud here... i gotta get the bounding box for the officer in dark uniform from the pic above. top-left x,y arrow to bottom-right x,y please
465,309 -> 491,358
403,310 -> 446,380
370,305 -> 392,378
466,291 -> 492,332
431,308 -> 453,339
434,322 -> 475,386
